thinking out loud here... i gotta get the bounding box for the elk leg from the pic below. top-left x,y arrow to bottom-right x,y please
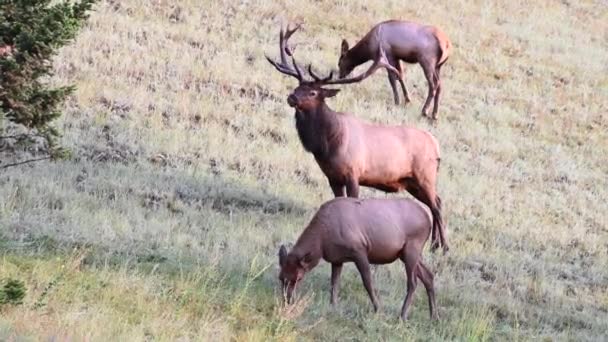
330,263 -> 343,306
417,260 -> 438,320
329,179 -> 345,197
385,54 -> 401,105
431,64 -> 443,120
420,188 -> 447,252
400,244 -> 421,320
387,69 -> 401,105
420,61 -> 438,118
403,179 -> 437,248
395,60 -> 411,104
354,255 -> 379,312
386,58 -> 410,105
434,194 -> 448,252
345,177 -> 360,198
405,178 -> 446,252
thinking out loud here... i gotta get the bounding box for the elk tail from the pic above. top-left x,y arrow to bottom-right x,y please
431,27 -> 451,67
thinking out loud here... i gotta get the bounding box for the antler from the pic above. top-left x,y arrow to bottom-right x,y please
322,47 -> 400,85
307,64 -> 334,83
265,23 -> 305,82
265,23 -> 393,85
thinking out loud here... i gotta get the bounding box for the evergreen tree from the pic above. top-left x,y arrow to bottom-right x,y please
0,278 -> 26,305
0,0 -> 97,169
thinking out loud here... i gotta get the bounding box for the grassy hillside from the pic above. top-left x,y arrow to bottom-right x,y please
1,0 -> 607,340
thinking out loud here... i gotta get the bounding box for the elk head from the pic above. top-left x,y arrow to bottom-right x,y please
278,245 -> 314,303
265,23 -> 399,111
338,39 -> 356,78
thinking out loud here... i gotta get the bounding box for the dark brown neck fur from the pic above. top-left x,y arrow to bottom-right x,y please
295,103 -> 343,160
346,37 -> 374,67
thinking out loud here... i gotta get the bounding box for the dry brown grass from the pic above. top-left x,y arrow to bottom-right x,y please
1,0 -> 607,340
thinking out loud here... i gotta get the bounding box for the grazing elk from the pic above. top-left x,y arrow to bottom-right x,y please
265,24 -> 447,252
278,197 -> 439,321
338,20 -> 452,120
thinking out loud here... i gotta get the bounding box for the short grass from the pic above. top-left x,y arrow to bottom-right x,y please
1,0 -> 607,340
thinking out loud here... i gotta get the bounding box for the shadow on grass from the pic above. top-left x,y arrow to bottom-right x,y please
76,162 -> 312,216
179,174 -> 308,216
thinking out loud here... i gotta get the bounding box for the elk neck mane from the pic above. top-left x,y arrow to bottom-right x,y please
294,103 -> 344,160
291,208 -> 329,260
346,33 -> 375,66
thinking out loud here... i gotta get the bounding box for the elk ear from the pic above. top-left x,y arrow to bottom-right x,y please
322,88 -> 340,98
279,245 -> 288,267
341,39 -> 349,55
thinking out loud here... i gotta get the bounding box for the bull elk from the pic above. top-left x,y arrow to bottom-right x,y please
278,197 -> 439,321
338,20 -> 452,120
265,24 -> 448,252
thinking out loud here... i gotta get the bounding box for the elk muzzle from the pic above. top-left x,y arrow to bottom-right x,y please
287,94 -> 298,108
282,280 -> 297,304
338,62 -> 355,79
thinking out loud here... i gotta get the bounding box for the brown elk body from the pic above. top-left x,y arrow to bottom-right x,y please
265,25 -> 447,252
338,20 -> 451,120
278,197 -> 438,320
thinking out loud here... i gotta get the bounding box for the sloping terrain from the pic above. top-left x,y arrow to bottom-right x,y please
1,0 -> 607,340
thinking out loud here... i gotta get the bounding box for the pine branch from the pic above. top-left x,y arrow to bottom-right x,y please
0,156 -> 51,169
0,133 -> 44,140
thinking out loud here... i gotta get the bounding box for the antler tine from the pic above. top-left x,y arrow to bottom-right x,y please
265,55 -> 300,78
307,64 -> 334,83
322,70 -> 334,82
292,56 -> 304,80
324,46 -> 399,85
284,23 -> 301,39
307,64 -> 322,82
267,22 -> 304,82
278,25 -> 288,65
283,23 -> 301,57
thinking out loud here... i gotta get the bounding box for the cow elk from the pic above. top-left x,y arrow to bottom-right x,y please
278,197 -> 439,321
338,20 -> 452,120
265,24 -> 448,252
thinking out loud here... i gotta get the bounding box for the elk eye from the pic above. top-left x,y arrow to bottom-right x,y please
309,90 -> 318,97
